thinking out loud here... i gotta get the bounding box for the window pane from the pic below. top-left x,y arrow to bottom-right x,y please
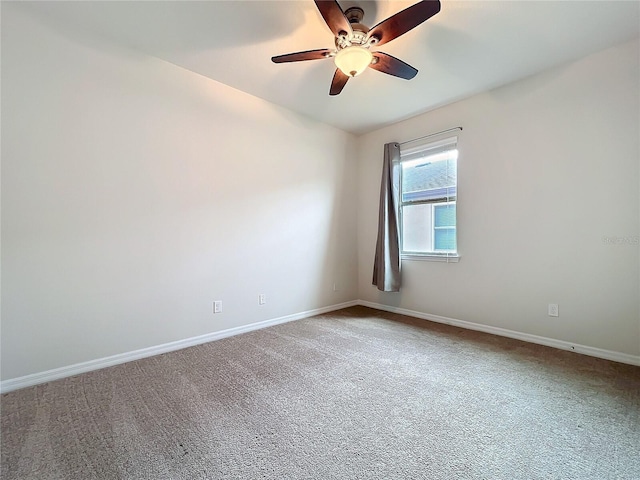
401,159 -> 457,203
434,204 -> 456,227
402,204 -> 432,253
434,228 -> 456,251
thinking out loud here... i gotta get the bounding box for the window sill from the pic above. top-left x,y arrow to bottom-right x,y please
401,253 -> 460,263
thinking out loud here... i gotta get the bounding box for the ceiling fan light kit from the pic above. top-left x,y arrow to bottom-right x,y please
334,46 -> 373,77
271,0 -> 441,95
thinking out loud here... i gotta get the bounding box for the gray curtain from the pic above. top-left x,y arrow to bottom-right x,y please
372,142 -> 401,292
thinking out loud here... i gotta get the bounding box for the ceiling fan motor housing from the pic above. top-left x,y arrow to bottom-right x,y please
336,6 -> 371,50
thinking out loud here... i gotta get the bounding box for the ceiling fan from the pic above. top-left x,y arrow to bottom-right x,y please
271,0 -> 441,96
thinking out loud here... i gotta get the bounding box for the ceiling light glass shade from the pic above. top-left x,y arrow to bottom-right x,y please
334,46 -> 373,77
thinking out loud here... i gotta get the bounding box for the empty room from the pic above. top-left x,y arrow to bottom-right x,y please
1,1 -> 639,479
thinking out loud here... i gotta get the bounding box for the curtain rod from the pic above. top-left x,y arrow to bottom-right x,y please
399,127 -> 463,146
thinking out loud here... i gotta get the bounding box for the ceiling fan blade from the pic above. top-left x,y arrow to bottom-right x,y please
314,0 -> 352,38
329,69 -> 349,96
368,0 -> 441,47
369,52 -> 418,80
272,49 -> 333,63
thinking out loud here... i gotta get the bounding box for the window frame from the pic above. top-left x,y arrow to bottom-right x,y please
398,135 -> 460,262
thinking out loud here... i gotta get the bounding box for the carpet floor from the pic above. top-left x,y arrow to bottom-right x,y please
1,306 -> 639,479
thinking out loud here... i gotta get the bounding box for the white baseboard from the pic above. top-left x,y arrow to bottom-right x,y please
0,300 -> 359,394
3,298 -> 637,394
357,300 -> 640,367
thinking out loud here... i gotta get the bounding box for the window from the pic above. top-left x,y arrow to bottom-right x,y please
399,136 -> 458,259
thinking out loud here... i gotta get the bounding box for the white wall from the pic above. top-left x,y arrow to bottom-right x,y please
358,39 -> 640,357
1,5 -> 358,381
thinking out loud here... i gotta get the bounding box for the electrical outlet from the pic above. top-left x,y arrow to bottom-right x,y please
548,303 -> 559,317
259,294 -> 266,305
214,301 -> 222,314
333,282 -> 339,292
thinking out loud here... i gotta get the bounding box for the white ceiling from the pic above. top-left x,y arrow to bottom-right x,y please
12,0 -> 640,135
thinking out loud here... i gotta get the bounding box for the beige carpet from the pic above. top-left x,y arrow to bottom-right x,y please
2,306 -> 639,479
